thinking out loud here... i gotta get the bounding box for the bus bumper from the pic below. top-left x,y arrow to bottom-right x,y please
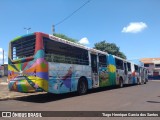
8,79 -> 44,93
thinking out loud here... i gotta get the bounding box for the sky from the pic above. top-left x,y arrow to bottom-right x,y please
0,0 -> 160,64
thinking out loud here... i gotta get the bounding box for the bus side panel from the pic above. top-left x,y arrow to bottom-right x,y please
116,69 -> 124,84
48,62 -> 92,94
127,71 -> 132,84
99,55 -> 109,87
99,66 -> 109,87
131,63 -> 136,84
107,55 -> 116,86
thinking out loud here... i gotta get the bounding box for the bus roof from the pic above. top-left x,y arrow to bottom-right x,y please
10,32 -> 146,68
11,33 -> 35,42
48,33 -> 108,55
12,32 -> 138,60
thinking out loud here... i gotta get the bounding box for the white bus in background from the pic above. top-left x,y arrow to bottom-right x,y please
114,56 -> 148,87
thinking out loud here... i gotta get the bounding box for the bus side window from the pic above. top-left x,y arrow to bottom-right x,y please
124,62 -> 127,74
115,58 -> 124,70
134,65 -> 139,72
98,54 -> 107,67
127,62 -> 131,72
43,37 -> 89,65
91,54 -> 98,73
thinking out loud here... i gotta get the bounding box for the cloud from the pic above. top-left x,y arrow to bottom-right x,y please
79,37 -> 89,45
122,22 -> 147,33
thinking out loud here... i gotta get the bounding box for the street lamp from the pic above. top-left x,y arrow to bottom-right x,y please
24,27 -> 31,34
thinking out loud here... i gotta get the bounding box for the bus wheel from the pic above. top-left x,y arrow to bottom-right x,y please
119,77 -> 123,88
77,78 -> 88,95
144,79 -> 147,84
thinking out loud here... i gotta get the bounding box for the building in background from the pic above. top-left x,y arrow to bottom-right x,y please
140,58 -> 160,80
2,64 -> 8,76
0,64 -> 8,77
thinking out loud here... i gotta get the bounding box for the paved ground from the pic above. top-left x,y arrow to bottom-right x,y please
0,77 -> 160,120
0,77 -> 45,100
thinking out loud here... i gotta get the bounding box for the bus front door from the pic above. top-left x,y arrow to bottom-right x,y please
139,67 -> 143,84
91,54 -> 99,88
124,62 -> 128,84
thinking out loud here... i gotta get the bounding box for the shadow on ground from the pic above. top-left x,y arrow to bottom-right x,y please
146,101 -> 160,103
14,84 -> 137,103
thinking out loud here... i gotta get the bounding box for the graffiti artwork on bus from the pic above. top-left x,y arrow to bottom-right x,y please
8,50 -> 49,92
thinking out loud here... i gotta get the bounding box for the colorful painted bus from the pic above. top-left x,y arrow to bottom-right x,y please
8,32 -> 148,94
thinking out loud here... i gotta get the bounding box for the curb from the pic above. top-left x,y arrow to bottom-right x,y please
0,94 -> 30,101
150,80 -> 160,82
0,92 -> 47,101
0,96 -> 24,101
0,82 -> 8,85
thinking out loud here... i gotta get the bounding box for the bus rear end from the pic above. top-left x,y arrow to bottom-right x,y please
8,32 -> 49,93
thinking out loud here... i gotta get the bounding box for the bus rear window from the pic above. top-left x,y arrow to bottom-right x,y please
11,35 -> 36,60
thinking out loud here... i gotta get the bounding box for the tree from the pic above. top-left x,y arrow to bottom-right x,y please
94,40 -> 127,59
53,33 -> 78,43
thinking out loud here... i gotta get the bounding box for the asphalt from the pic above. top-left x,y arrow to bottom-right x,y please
0,76 -> 160,101
0,76 -> 46,101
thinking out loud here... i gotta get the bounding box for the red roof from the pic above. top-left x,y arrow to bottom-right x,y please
140,58 -> 160,64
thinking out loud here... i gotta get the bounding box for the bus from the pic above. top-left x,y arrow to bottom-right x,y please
8,32 -> 148,94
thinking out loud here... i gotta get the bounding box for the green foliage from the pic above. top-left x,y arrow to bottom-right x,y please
94,40 -> 127,59
53,33 -> 78,43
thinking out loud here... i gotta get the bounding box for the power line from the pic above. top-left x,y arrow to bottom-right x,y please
55,0 -> 92,26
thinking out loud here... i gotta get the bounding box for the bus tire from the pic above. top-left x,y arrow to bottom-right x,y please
144,79 -> 147,84
77,77 -> 88,95
119,77 -> 123,88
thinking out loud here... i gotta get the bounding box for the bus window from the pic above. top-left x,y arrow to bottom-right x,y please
115,58 -> 124,70
127,62 -> 131,72
11,35 -> 36,60
91,54 -> 98,73
43,37 -> 89,65
134,65 -> 139,72
98,54 -> 107,67
124,62 -> 127,75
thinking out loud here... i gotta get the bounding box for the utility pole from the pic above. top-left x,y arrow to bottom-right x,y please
2,49 -> 4,65
24,27 -> 31,34
52,25 -> 55,34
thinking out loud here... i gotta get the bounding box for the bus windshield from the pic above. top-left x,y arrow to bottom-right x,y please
11,35 -> 36,60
